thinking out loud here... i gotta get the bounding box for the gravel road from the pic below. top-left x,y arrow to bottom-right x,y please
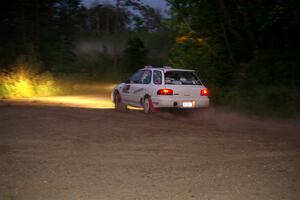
0,95 -> 299,200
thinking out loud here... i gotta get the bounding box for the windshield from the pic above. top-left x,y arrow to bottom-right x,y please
164,71 -> 202,85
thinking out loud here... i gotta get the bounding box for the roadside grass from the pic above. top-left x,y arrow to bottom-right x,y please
0,67 -> 60,99
212,86 -> 300,118
0,68 -> 117,99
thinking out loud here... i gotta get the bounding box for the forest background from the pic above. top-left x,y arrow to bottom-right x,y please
0,0 -> 299,117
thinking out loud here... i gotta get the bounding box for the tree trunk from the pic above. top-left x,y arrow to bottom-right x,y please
238,0 -> 259,58
96,10 -> 100,35
218,0 -> 242,43
35,0 -> 40,46
21,1 -> 26,46
113,0 -> 120,69
218,0 -> 237,65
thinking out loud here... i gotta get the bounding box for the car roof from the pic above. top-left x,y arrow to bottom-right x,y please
143,66 -> 195,72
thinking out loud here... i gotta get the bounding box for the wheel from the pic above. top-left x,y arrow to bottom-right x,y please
143,97 -> 151,114
143,96 -> 158,114
114,93 -> 127,112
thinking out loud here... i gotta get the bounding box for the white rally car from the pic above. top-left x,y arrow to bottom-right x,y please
112,66 -> 209,113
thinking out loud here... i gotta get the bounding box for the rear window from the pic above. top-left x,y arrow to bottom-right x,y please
164,71 -> 202,85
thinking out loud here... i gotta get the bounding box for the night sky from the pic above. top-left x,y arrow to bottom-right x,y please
82,0 -> 168,9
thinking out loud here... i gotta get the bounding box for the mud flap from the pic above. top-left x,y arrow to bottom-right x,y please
148,96 -> 158,113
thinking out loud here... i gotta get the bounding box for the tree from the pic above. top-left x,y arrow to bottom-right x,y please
132,6 -> 163,32
122,36 -> 148,72
0,0 -> 81,72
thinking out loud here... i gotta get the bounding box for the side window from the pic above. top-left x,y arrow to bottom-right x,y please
153,70 -> 162,85
139,70 -> 152,84
129,70 -> 144,84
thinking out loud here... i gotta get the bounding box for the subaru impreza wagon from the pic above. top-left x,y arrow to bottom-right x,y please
111,66 -> 209,113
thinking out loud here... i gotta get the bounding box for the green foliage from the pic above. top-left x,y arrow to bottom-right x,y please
122,36 -> 148,73
15,45 -> 44,72
43,39 -> 76,73
132,6 -> 163,32
166,0 -> 300,117
1,0 -> 299,117
141,29 -> 173,66
212,86 -> 300,118
0,67 -> 59,99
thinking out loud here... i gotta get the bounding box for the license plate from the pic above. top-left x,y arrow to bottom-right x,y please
182,102 -> 193,108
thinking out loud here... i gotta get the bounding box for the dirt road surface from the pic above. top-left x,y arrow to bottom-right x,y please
0,92 -> 300,200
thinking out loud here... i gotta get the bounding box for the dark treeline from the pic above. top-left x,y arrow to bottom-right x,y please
167,0 -> 300,116
0,0 -> 171,76
0,0 -> 299,116
168,0 -> 300,87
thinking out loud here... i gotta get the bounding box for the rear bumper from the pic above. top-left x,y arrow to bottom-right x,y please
151,96 -> 209,108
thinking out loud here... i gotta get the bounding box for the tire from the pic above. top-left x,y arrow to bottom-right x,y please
143,97 -> 153,114
114,93 -> 127,112
143,97 -> 151,114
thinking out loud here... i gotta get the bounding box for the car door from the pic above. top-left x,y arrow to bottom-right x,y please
120,70 -> 144,105
130,70 -> 152,106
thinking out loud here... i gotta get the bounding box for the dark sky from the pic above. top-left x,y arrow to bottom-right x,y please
82,0 -> 168,9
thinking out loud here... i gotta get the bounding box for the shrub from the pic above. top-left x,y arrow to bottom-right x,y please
0,67 -> 59,99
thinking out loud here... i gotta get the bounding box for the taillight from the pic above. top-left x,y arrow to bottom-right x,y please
200,89 -> 209,96
157,89 -> 173,95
